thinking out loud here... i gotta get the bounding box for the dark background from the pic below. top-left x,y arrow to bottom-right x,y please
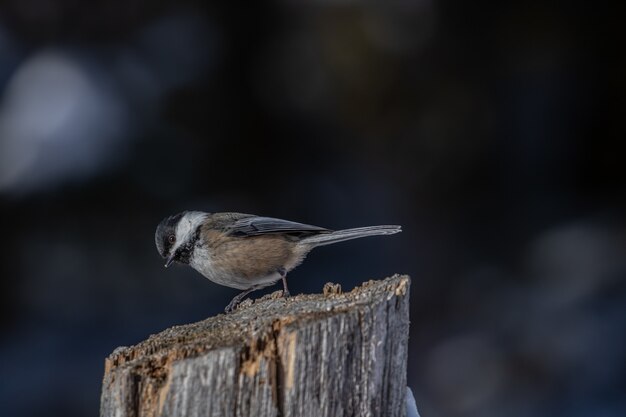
0,1 -> 624,416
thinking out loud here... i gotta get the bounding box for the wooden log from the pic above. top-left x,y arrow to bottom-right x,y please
100,274 -> 411,417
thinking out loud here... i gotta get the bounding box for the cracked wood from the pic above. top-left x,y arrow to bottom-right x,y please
100,274 -> 411,417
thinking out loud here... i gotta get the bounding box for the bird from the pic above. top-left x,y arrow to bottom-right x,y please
155,211 -> 401,312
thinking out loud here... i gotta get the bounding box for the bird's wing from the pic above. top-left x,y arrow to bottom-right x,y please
225,216 -> 331,237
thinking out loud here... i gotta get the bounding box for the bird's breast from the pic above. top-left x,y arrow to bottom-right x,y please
190,233 -> 306,290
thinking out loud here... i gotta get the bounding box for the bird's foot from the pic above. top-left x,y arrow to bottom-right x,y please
224,292 -> 247,313
224,299 -> 239,313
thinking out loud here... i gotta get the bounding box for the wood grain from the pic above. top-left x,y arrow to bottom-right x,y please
100,274 -> 410,417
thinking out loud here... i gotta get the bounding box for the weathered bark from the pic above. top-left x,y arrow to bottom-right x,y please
100,274 -> 410,417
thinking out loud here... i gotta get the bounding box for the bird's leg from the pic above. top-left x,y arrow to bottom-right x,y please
225,286 -> 259,313
278,267 -> 290,298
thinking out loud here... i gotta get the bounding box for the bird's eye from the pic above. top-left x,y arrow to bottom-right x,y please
168,235 -> 176,244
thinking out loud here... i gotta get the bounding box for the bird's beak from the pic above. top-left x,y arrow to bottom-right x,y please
164,253 -> 176,268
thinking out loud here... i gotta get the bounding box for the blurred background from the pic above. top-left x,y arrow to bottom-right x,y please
0,1 -> 624,416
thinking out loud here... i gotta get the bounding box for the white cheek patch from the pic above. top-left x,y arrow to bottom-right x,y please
172,211 -> 207,253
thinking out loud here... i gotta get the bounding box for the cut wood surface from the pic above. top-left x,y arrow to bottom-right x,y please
100,274 -> 411,417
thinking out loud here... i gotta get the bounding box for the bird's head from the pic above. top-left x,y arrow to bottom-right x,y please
155,211 -> 207,267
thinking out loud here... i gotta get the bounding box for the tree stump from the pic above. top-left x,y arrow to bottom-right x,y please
100,274 -> 411,417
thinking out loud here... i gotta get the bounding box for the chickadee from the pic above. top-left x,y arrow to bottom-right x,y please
155,211 -> 401,312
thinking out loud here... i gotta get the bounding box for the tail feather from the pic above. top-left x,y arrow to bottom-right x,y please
300,225 -> 401,247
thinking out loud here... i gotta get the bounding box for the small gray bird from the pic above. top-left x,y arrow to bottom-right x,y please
155,211 -> 401,312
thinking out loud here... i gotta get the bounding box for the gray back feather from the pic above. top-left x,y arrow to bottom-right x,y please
225,216 -> 331,237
